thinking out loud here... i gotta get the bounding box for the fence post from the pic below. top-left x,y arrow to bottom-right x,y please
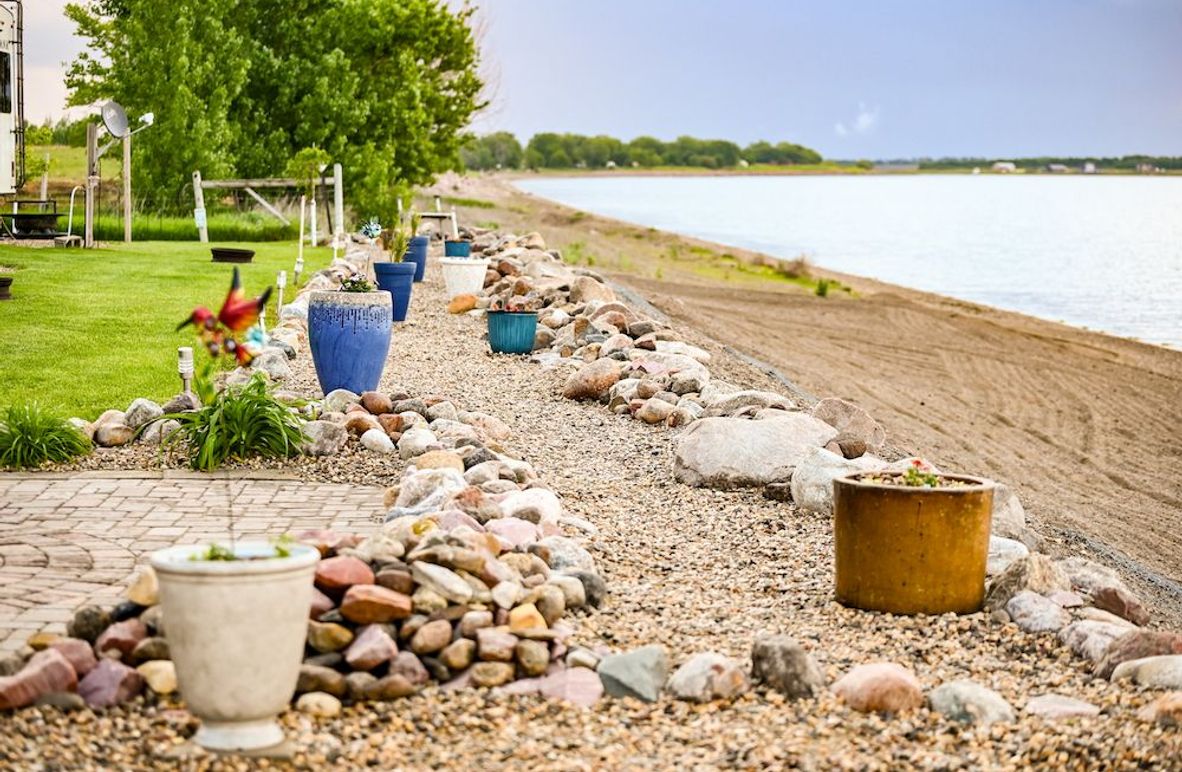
333,163 -> 344,244
192,171 -> 208,243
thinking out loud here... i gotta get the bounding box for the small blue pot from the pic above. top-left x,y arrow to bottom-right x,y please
373,261 -> 416,322
487,311 -> 538,354
406,236 -> 429,282
444,240 -> 471,258
308,291 -> 392,395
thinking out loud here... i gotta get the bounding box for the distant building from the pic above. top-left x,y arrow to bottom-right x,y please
1082,161 -> 1097,174
605,160 -> 617,169
1045,163 -> 1069,173
1136,162 -> 1159,174
738,159 -> 750,168
991,161 -> 1017,173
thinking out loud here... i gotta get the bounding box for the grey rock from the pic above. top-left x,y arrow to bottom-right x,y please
534,536 -> 596,573
674,415 -> 837,489
928,680 -> 1015,725
598,645 -> 669,702
751,635 -> 825,699
124,398 -> 164,430
987,536 -> 1030,577
323,389 -> 361,414
1006,591 -> 1070,633
398,428 -> 439,460
666,652 -> 750,703
252,348 -> 292,381
984,554 -> 1071,610
1059,620 -> 1130,663
140,418 -> 181,445
564,570 -> 607,608
789,447 -> 886,515
991,484 -> 1028,540
1024,693 -> 1100,720
302,420 -> 348,456
810,397 -> 886,451
1110,655 -> 1182,689
360,428 -> 396,454
67,606 -> 111,644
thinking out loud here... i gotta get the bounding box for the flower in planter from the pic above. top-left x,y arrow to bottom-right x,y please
340,273 -> 376,292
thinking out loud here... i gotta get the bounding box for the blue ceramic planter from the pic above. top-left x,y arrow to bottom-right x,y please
308,291 -> 392,395
444,240 -> 471,258
487,311 -> 538,354
406,236 -> 429,282
373,261 -> 416,322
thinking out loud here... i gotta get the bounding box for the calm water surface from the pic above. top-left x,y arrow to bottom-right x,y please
516,175 -> 1182,347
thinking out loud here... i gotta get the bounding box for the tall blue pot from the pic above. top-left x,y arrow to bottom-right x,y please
308,291 -> 392,395
373,261 -> 416,322
444,240 -> 471,258
487,311 -> 538,354
406,236 -> 429,282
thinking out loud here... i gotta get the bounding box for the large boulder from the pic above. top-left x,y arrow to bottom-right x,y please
789,447 -> 886,514
809,398 -> 886,452
674,414 -> 838,489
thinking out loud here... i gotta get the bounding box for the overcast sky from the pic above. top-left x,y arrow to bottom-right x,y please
33,0 -> 1182,159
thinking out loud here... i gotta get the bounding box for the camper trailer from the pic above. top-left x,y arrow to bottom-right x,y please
0,0 -> 23,196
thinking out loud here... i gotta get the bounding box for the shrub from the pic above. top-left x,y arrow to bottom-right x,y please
815,278 -> 831,297
0,404 -> 91,469
164,376 -> 305,471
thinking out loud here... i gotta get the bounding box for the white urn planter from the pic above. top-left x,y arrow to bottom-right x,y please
440,257 -> 490,299
150,541 -> 320,752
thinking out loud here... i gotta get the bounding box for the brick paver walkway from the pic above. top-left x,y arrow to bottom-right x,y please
0,471 -> 385,654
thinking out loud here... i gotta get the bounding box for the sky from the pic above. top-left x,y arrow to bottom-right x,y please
32,0 -> 1182,159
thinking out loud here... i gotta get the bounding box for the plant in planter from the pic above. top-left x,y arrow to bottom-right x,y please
833,459 -> 995,616
307,273 -> 392,395
374,224 -> 416,322
0,265 -> 14,300
359,218 -> 382,242
405,211 -> 428,282
151,505 -> 320,752
486,294 -> 542,354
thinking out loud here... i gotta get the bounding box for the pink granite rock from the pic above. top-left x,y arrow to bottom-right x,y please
78,658 -> 143,708
833,662 -> 923,714
93,619 -> 148,662
0,649 -> 78,710
345,624 -> 398,671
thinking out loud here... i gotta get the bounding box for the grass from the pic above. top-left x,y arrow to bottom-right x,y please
0,239 -> 333,419
28,145 -> 88,182
441,195 -> 496,209
92,212 -> 298,242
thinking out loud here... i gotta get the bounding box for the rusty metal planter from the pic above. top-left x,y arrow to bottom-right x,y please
833,472 -> 994,615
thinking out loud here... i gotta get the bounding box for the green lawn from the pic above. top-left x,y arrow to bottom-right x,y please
0,240 -> 333,419
29,144 -> 88,183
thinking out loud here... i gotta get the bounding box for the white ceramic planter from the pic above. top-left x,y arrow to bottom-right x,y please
151,542 -> 320,753
440,257 -> 490,299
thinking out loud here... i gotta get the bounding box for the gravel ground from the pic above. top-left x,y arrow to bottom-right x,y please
3,249 -> 1180,770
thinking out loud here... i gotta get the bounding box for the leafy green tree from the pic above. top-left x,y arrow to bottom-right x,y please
460,132 -> 523,171
65,0 -> 484,214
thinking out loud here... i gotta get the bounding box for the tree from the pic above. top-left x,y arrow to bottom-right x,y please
65,0 -> 484,215
460,132 -> 523,171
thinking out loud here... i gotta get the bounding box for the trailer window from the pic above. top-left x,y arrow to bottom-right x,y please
0,52 -> 10,114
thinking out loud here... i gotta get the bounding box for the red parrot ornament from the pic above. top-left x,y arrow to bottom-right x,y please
177,268 -> 272,365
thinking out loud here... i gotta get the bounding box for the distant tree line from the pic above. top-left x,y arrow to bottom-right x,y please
22,118 -> 89,147
917,156 -> 1182,171
460,132 -> 823,171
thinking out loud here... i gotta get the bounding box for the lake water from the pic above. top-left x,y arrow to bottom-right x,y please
515,175 -> 1182,347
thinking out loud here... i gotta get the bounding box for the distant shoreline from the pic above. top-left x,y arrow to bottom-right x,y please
504,166 -> 1182,179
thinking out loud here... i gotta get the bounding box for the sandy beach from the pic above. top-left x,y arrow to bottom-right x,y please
433,173 -> 1182,623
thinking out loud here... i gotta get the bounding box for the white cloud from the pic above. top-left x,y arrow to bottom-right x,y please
835,102 -> 879,138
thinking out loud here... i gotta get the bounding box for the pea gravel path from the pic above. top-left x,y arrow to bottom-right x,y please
1,255 -> 1178,770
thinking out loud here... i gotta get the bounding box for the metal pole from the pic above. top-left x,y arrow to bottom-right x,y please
309,197 -> 318,247
123,135 -> 132,243
192,171 -> 208,243
84,123 -> 97,248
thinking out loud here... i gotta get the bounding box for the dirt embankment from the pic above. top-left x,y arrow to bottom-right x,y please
428,173 -> 1182,621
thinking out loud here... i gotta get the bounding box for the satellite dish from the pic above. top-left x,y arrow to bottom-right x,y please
101,101 -> 130,138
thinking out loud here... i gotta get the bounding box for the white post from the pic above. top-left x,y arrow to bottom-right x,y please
333,163 -> 344,245
39,153 -> 49,201
309,197 -> 318,247
276,270 -> 286,315
192,171 -> 208,243
123,135 -> 132,243
296,195 -> 306,284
